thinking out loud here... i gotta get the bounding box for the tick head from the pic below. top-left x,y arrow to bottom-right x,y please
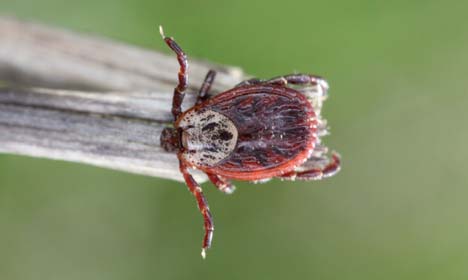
160,127 -> 180,152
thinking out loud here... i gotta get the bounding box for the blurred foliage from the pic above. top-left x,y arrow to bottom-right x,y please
1,0 -> 468,279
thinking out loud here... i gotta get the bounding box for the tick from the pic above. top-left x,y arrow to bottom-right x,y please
159,27 -> 341,258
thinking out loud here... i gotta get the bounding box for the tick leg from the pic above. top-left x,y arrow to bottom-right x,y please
235,74 -> 329,94
278,152 -> 341,181
160,27 -> 188,120
207,173 -> 236,194
179,159 -> 214,259
196,70 -> 217,105
266,74 -> 329,90
234,77 -> 262,87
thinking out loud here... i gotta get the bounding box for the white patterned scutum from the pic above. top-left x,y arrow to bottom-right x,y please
178,109 -> 238,167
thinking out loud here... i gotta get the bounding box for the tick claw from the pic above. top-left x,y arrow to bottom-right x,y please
158,25 -> 165,38
201,248 -> 207,259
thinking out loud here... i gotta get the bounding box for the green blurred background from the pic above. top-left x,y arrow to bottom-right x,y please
1,0 -> 468,279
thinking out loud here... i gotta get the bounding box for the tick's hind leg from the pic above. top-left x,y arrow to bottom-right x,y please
268,74 -> 331,114
178,159 -> 214,259
279,152 -> 341,181
196,70 -> 216,105
236,74 -> 328,91
207,173 -> 236,194
234,77 -> 262,87
235,74 -> 329,103
265,74 -> 329,90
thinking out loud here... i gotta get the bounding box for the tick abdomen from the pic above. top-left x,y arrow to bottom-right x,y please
178,85 -> 317,178
211,89 -> 316,175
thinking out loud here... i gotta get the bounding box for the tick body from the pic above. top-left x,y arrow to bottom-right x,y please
159,27 -> 341,258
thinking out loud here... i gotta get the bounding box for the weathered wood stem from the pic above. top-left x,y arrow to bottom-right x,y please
0,17 -> 247,181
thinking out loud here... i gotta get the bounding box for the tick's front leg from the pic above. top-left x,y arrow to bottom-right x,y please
179,159 -> 214,259
160,26 -> 189,120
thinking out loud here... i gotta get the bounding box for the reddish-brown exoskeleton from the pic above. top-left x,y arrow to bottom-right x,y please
159,27 -> 341,258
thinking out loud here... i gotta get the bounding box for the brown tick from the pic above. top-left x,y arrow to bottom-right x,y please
159,27 -> 341,258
